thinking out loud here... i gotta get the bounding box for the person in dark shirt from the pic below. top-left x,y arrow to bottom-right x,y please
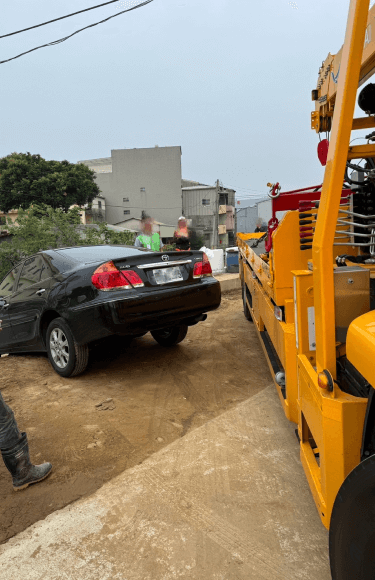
173,216 -> 191,251
254,218 -> 268,233
0,320 -> 52,491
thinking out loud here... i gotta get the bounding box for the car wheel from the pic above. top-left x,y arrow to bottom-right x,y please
243,284 -> 252,321
151,325 -> 188,347
46,317 -> 89,378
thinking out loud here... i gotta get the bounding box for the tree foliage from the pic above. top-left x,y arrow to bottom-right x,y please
0,152 -> 100,213
0,204 -> 135,280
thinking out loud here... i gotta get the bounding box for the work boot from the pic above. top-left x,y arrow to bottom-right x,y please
1,432 -> 52,491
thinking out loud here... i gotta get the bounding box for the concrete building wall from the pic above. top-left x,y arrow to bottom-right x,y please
79,158 -> 112,174
182,187 -> 217,216
256,199 -> 287,226
235,196 -> 267,209
182,186 -> 236,249
256,199 -> 272,224
80,146 -> 182,227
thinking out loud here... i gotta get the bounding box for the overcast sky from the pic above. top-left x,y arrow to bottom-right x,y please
0,0 -> 361,201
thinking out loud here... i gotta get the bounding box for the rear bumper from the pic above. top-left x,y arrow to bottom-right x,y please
65,278 -> 221,345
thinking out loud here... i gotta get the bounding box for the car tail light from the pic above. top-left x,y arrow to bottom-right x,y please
193,253 -> 213,279
121,269 -> 144,288
91,261 -> 144,291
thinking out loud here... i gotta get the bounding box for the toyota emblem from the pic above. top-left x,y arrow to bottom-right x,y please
161,255 -> 169,262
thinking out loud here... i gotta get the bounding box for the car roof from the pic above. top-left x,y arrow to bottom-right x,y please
52,245 -> 153,264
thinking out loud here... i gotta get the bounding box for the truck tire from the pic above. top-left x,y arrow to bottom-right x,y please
243,285 -> 252,322
151,325 -> 188,347
46,317 -> 89,378
329,454 -> 375,579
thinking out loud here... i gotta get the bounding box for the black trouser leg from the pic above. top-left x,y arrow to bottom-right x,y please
0,389 -> 21,450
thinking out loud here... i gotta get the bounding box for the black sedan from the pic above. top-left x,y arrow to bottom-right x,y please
0,245 -> 221,377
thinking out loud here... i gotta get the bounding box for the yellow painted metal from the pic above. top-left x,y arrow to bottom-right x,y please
352,116 -> 375,130
346,311 -> 375,385
348,143 -> 375,159
238,227 -> 369,526
311,4 -> 375,133
237,232 -> 266,241
297,353 -> 367,529
272,212 -> 313,307
237,236 -> 274,301
242,259 -> 299,423
312,0 -> 370,377
292,267 -> 367,527
237,0 -> 375,532
293,271 -> 316,362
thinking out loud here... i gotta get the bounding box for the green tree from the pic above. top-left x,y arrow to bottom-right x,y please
0,153 -> 100,213
0,204 -> 135,280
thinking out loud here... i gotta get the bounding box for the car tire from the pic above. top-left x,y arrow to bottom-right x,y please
46,317 -> 89,378
151,325 -> 188,347
133,331 -> 148,338
243,284 -> 252,321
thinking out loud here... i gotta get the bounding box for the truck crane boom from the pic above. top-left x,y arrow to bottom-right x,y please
312,4 -> 375,134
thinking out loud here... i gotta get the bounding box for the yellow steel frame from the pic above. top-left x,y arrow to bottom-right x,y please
294,271 -> 368,528
237,0 -> 375,529
299,0 -> 372,528
313,0 -> 370,377
239,245 -> 298,423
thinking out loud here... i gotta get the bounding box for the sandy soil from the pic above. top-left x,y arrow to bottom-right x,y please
0,291 -> 272,545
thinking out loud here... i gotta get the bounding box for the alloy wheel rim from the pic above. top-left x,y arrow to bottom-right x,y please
49,328 -> 69,369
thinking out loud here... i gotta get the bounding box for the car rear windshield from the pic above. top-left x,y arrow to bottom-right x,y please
55,245 -> 152,264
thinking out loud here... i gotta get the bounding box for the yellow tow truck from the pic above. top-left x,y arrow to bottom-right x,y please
238,1 -> 375,577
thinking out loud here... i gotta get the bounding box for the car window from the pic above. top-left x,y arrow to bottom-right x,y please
17,256 -> 45,290
40,257 -> 54,281
0,264 -> 23,297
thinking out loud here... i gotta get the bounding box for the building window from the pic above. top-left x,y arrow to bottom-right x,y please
202,199 -> 210,206
98,201 -> 102,209
123,210 -> 130,215
140,187 -> 145,192
123,197 -> 129,202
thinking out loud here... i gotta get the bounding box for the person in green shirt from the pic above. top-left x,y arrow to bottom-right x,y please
134,213 -> 164,251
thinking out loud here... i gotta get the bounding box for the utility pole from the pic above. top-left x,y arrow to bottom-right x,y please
212,178 -> 219,248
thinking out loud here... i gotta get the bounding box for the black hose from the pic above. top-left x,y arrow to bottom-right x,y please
345,166 -> 363,185
347,161 -> 368,172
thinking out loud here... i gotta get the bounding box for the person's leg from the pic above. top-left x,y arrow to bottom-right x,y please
0,390 -> 21,449
0,390 -> 52,491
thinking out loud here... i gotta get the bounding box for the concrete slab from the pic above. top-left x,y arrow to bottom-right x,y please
0,386 -> 331,580
215,272 -> 241,293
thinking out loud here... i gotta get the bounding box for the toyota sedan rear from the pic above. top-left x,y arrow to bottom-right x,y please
0,245 -> 221,377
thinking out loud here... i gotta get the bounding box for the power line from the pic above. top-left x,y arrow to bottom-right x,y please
0,0 -> 154,66
0,0 -> 122,39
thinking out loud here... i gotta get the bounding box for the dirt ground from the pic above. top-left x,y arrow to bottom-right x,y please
0,291 -> 272,545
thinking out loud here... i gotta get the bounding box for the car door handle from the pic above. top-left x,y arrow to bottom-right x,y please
36,288 -> 46,296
